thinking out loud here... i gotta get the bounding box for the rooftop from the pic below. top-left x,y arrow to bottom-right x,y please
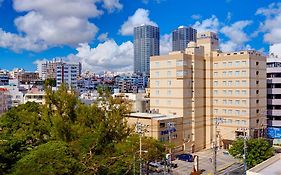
129,112 -> 182,120
247,154 -> 281,175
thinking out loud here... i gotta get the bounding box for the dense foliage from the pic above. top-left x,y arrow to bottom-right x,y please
229,138 -> 274,168
0,85 -> 165,175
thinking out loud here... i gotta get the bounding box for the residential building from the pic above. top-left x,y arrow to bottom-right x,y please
56,62 -> 82,89
24,88 -> 45,104
266,55 -> 281,144
37,58 -> 63,80
0,73 -> 9,86
0,81 -> 24,107
172,26 -> 197,51
126,113 -> 183,153
134,24 -> 160,75
150,31 -> 266,152
18,72 -> 39,84
112,93 -> 150,113
0,88 -> 12,114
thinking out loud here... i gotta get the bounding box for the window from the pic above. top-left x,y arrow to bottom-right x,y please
228,71 -> 233,76
228,81 -> 232,86
156,81 -> 159,87
167,71 -> 171,77
223,100 -> 227,105
214,99 -> 218,104
223,81 -> 227,86
235,120 -> 240,125
228,62 -> 232,67
214,72 -> 218,77
223,90 -> 227,95
235,90 -> 240,95
214,81 -> 218,86
214,63 -> 218,67
256,100 -> 259,104
214,90 -> 218,95
227,119 -> 233,124
242,71 -> 246,76
223,71 -> 227,77
167,80 -> 172,86
242,80 -> 247,86
155,71 -> 159,77
176,60 -> 186,66
241,120 -> 246,125
235,71 -> 239,76
256,81 -> 259,85
176,71 -> 187,76
228,100 -> 232,105
242,110 -> 246,115
235,100 -> 240,105
214,109 -> 218,114
223,62 -> 227,67
167,61 -> 172,66
256,71 -> 259,75
256,90 -> 259,94
228,90 -> 233,95
160,122 -> 165,128
155,62 -> 160,67
235,110 -> 240,116
256,62 -> 259,66
228,110 -> 232,115
223,109 -> 227,114
242,100 -> 247,105
235,61 -> 240,67
167,100 -> 171,105
242,61 -> 247,66
156,90 -> 159,95
167,90 -> 171,95
256,109 -> 259,113
235,80 -> 240,86
242,90 -> 247,95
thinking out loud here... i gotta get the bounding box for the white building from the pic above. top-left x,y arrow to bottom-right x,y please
56,62 -> 82,90
0,88 -> 12,114
24,88 -> 45,104
0,81 -> 24,107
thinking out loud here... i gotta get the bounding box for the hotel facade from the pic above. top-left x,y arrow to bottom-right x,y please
150,31 -> 266,152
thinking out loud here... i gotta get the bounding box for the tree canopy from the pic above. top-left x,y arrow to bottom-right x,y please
0,84 -> 165,175
229,138 -> 274,168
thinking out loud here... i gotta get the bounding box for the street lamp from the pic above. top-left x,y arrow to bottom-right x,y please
133,150 -> 148,175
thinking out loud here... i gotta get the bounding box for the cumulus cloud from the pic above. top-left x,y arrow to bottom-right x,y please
97,32 -> 109,42
0,0 -> 123,52
160,33 -> 172,55
75,40 -> 133,72
191,14 -> 202,20
220,20 -> 252,52
256,2 -> 281,44
192,15 -> 219,33
270,43 -> 281,57
119,8 -> 158,36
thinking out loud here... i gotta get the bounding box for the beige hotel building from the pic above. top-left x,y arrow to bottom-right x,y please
150,31 -> 266,152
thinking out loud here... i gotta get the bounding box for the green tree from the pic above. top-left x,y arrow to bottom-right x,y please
11,141 -> 82,175
229,138 -> 274,168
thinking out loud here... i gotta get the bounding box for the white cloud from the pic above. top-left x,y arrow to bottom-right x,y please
97,32 -> 109,42
270,43 -> 281,57
0,0 -> 123,52
192,15 -> 219,33
191,14 -> 202,20
119,8 -> 157,36
220,20 -> 252,52
256,3 -> 281,44
102,0 -> 123,13
160,33 -> 172,55
75,40 -> 133,72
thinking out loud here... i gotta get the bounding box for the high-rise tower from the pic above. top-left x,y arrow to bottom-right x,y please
172,26 -> 197,51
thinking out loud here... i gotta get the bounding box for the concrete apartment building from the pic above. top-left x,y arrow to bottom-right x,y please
150,31 -> 266,152
126,113 -> 183,152
0,88 -> 11,115
266,56 -> 281,144
172,26 -> 197,52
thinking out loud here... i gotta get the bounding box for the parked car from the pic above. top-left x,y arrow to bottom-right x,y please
148,162 -> 164,172
175,153 -> 193,162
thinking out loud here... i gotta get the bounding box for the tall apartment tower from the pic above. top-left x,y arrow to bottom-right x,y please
150,31 -> 266,152
56,62 -> 82,90
267,56 -> 281,144
134,25 -> 160,75
172,26 -> 197,51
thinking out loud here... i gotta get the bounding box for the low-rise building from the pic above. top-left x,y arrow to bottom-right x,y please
24,88 -> 45,104
126,113 -> 184,153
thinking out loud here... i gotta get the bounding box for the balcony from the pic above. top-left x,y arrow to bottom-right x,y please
268,99 -> 281,105
268,120 -> 281,127
267,88 -> 281,94
268,110 -> 281,116
267,78 -> 281,84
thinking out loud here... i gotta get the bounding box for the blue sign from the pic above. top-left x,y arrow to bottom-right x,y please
160,128 -> 176,135
267,127 -> 281,139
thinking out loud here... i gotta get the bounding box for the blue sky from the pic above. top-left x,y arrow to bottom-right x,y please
0,0 -> 280,72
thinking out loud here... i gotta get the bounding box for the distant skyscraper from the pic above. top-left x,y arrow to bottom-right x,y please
172,26 -> 197,51
134,25 -> 160,75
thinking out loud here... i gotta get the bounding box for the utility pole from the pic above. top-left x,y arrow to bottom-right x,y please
136,122 -> 147,175
213,118 -> 220,175
243,128 -> 247,175
167,122 -> 175,173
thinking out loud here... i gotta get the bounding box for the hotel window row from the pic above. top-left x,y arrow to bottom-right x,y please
214,80 -> 248,86
214,90 -> 247,95
214,70 -> 247,77
213,61 -> 247,68
213,109 -> 248,116
213,118 -> 247,125
213,99 -> 247,105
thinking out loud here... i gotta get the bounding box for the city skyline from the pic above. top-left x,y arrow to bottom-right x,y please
0,0 -> 280,72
